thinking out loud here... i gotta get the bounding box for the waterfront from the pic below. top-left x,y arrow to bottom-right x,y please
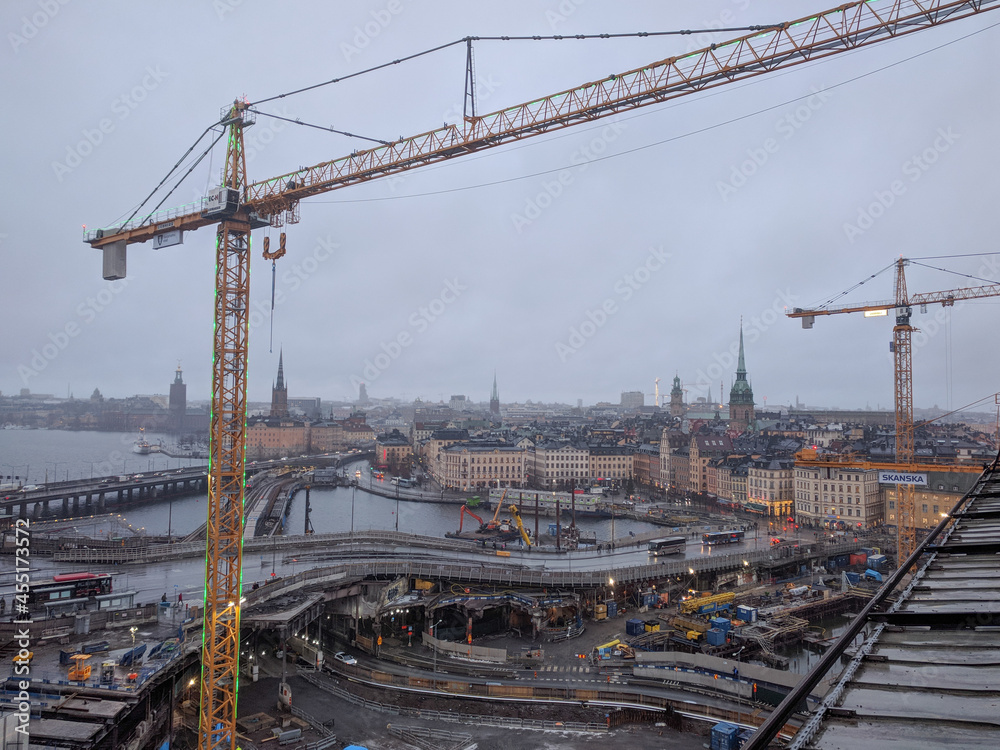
0,429 -> 204,486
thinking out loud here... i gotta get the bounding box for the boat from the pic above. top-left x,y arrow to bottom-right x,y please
132,428 -> 151,455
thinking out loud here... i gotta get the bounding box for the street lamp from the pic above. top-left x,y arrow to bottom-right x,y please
734,645 -> 746,726
351,484 -> 356,537
432,619 -> 444,675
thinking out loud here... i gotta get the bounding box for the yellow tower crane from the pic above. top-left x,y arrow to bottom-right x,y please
787,257 -> 1000,558
81,3 -> 999,748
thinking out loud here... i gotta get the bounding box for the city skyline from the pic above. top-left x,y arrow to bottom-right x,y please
3,2 -> 998,412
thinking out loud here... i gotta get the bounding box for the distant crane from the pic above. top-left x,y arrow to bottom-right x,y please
80,3 -> 999,748
654,378 -> 661,408
787,257 -> 1000,558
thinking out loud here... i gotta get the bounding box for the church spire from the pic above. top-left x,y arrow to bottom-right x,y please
489,370 -> 500,417
736,317 -> 747,376
275,349 -> 286,390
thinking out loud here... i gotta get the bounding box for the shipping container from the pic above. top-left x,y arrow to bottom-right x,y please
835,554 -> 850,567
626,618 -> 645,636
711,722 -> 739,750
606,600 -> 618,617
706,628 -> 726,647
844,571 -> 861,585
867,554 -> 887,568
641,593 -> 657,607
710,617 -> 731,633
849,553 -> 867,566
861,547 -> 877,557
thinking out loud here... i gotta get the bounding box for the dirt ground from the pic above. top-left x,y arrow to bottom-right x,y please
239,673 -> 707,750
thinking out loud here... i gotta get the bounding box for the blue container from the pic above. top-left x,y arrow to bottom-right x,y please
735,605 -> 756,623
641,593 -> 656,607
867,554 -> 887,568
606,600 -> 618,617
836,554 -> 850,566
711,722 -> 739,750
710,617 -> 731,633
861,547 -> 877,557
845,571 -> 861,585
626,618 -> 645,636
706,628 -> 726,647
548,523 -> 558,537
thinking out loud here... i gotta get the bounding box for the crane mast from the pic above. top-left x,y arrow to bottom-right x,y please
199,101 -> 255,750
78,3 -> 1000,748
788,257 -> 1000,560
892,260 -> 917,557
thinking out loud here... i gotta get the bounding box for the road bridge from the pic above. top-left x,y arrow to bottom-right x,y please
0,468 -> 208,520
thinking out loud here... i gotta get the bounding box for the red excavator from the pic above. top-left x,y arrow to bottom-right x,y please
458,505 -> 484,535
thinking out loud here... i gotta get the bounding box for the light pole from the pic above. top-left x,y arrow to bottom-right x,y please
432,619 -> 444,676
734,645 -> 746,725
351,485 -> 356,537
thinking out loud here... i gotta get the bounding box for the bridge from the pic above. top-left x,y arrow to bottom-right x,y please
0,468 -> 208,520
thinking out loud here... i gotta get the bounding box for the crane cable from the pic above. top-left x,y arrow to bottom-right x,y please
117,122 -> 223,229
246,27 -> 786,108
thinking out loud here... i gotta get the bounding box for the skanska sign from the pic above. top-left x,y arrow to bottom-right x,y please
878,471 -> 928,486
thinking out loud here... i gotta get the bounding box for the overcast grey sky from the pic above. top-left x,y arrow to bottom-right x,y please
2,1 -> 998,411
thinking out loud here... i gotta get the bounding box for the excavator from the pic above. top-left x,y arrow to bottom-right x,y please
458,505 -> 483,535
482,490 -> 508,531
508,504 -> 532,548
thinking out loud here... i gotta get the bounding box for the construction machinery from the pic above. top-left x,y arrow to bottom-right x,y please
483,489 -> 508,531
787,257 -> 1000,558
80,4 -> 999,748
508,504 -> 532,547
458,505 -> 483,535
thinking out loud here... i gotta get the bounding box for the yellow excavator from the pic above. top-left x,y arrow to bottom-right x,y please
508,504 -> 532,548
